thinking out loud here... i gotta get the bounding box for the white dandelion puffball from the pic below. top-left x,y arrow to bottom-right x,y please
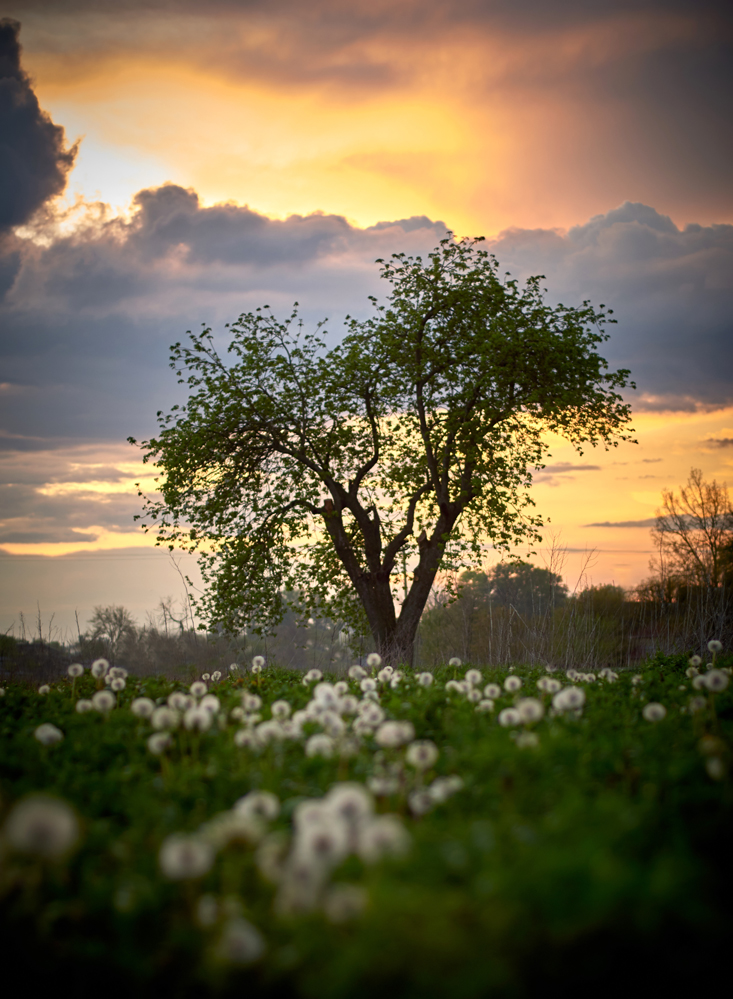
211,670 -> 222,682
303,668 -> 323,683
360,677 -> 377,693
467,688 -> 482,703
476,699 -> 494,713
408,789 -> 434,816
417,672 -> 434,687
685,666 -> 699,678
168,691 -> 190,711
34,723 -> 64,746
229,706 -> 245,722
704,670 -> 729,692
498,708 -> 521,727
202,673 -> 211,681
0,688 -> 4,697
692,675 -> 707,690
324,884 -> 368,924
707,640 -> 723,653
338,694 -> 359,715
390,672 -> 403,688
4,796 -> 79,858
429,775 -> 464,803
515,731 -> 539,748
67,663 -> 84,678
689,696 -> 707,713
445,680 -> 461,693
190,681 -> 207,698
406,739 -> 439,770
251,655 -> 265,671
325,783 -> 374,826
504,675 -> 522,692
131,697 -> 155,719
92,690 -> 115,713
642,702 -> 667,722
688,655 -> 702,667
159,834 -> 214,880
305,733 -> 335,758
465,669 -> 482,686
448,657 -> 462,667
184,706 -> 213,732
152,706 -> 179,731
484,683 -> 501,699
229,663 -> 239,673
271,700 -> 291,720
348,665 -> 367,680
366,652 -> 382,669
631,675 -> 643,686
243,693 -> 262,711
109,677 -> 126,692
375,720 -> 415,748
91,658 -> 110,678
706,757 -> 726,780
552,686 -> 586,712
360,702 -> 385,726
234,790 -> 280,823
517,698 -> 544,723
215,917 -> 266,966
147,732 -> 172,755
537,677 -> 561,694
38,685 -> 50,695
357,815 -> 410,863
256,720 -> 284,745
200,694 -> 221,714
234,728 -> 260,749
75,699 -> 93,713
109,666 -> 128,680
334,681 -> 349,696
377,666 -> 394,683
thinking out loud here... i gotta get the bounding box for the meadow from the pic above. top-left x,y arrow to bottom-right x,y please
0,650 -> 731,998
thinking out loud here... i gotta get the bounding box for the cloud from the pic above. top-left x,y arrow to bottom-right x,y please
705,437 -> 733,448
0,19 -> 77,234
538,463 -> 602,473
584,519 -> 657,528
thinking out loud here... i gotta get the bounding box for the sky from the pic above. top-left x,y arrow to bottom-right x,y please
1,0 -> 732,638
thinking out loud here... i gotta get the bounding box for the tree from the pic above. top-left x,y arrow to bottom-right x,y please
87,605 -> 137,662
131,236 -> 634,665
650,468 -> 733,590
458,563 -> 568,617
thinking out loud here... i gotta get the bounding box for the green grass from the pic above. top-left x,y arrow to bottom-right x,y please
1,655 -> 731,998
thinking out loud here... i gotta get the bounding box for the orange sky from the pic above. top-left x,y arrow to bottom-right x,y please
1,2 -> 732,632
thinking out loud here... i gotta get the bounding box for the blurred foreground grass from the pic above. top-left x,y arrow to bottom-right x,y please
0,654 -> 731,998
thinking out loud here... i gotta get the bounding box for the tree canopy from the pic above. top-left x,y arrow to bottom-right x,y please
131,236 -> 634,665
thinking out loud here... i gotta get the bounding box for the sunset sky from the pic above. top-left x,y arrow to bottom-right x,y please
1,1 -> 732,637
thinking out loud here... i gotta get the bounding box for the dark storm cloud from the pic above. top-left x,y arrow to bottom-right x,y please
584,520 -> 658,528
0,19 -> 76,233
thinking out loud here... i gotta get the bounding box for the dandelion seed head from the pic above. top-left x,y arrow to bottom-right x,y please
366,653 -> 382,669
211,670 -> 222,682
504,676 -> 522,692
704,669 -> 729,692
448,657 -> 462,667
334,681 -> 348,696
377,667 -> 393,683
271,699 -> 291,720
151,706 -> 179,730
234,728 -> 260,749
325,783 -> 373,826
498,708 -> 521,727
692,675 -> 707,690
484,683 -> 501,699
642,702 -> 667,722
303,668 -> 322,683
417,671 -> 434,687
38,684 -> 50,695
200,694 -> 221,714
202,673 -> 211,681
91,658 -> 109,678
159,834 -> 214,880
243,693 -> 262,711
688,655 -> 702,667
147,732 -> 172,754
67,663 -> 84,678
707,640 -> 723,653
215,917 -> 266,965
429,775 -> 464,803
475,698 -> 494,713
305,733 -> 335,758
131,697 -> 155,719
685,666 -> 699,678
184,706 -> 213,732
357,815 -> 410,862
109,677 -> 126,692
4,796 -> 79,858
92,689 -> 115,714
348,665 -> 367,680
406,739 -> 438,770
229,663 -> 239,672
689,695 -> 707,713
517,697 -> 544,723
360,677 -> 377,693
375,720 -> 415,748
338,694 -> 359,714
190,681 -> 207,698
465,669 -> 482,686
34,723 -> 63,746
75,699 -> 93,713
234,790 -> 280,823
515,731 -> 539,748
407,789 -> 434,816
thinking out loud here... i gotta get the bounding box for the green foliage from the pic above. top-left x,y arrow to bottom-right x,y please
131,236 -> 634,661
0,658 -> 731,997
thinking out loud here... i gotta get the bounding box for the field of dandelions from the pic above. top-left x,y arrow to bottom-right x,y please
1,646 -> 732,997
